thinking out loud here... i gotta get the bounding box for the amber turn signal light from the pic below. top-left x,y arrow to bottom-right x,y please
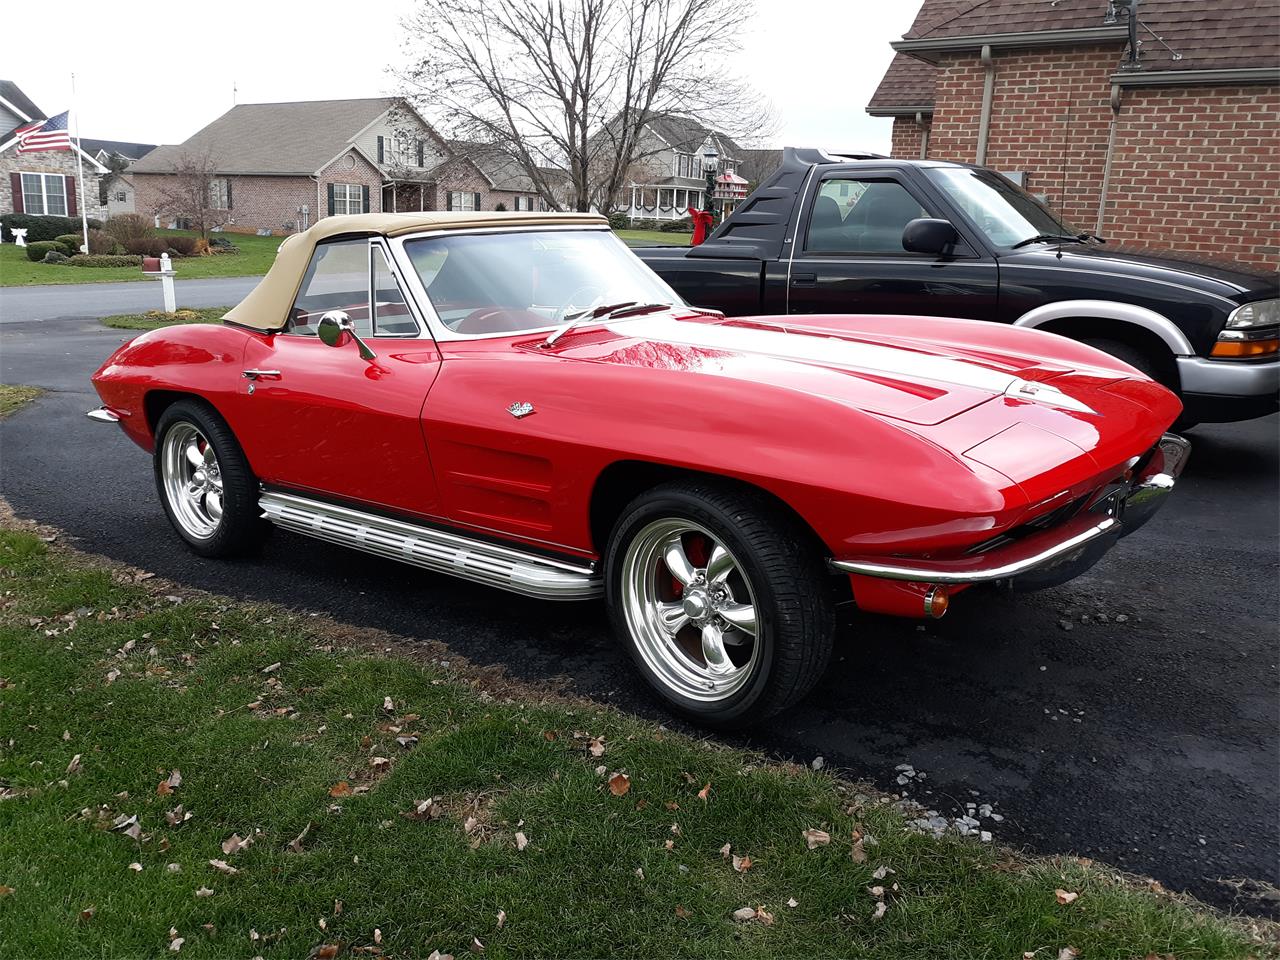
1211,338 -> 1279,358
923,586 -> 949,619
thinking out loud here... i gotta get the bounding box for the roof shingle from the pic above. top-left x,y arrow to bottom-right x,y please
869,0 -> 1279,111
130,98 -> 399,176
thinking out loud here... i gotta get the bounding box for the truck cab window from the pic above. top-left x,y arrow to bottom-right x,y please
806,179 -> 926,255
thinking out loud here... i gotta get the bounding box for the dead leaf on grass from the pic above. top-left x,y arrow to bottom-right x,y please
719,842 -> 732,858
802,828 -> 831,849
261,662 -> 281,674
308,946 -> 339,960
0,886 -> 13,897
1054,889 -> 1079,906
157,770 -> 182,796
329,781 -> 353,798
288,822 -> 313,853
66,754 -> 83,775
1057,949 -> 1080,960
208,859 -> 239,875
731,907 -> 757,922
195,887 -> 214,897
166,805 -> 192,827
872,901 -> 888,920
426,952 -> 454,960
221,833 -> 252,856
732,854 -> 753,873
697,782 -> 711,801
79,906 -> 94,920
851,837 -> 867,863
496,909 -> 505,929
514,831 -> 529,851
588,737 -> 605,758
404,799 -> 443,822
608,772 -> 631,796
128,862 -> 143,872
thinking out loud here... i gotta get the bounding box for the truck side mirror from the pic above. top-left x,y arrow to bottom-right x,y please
903,218 -> 960,255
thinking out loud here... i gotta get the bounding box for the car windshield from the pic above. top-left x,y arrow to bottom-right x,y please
403,229 -> 681,335
925,167 -> 1080,248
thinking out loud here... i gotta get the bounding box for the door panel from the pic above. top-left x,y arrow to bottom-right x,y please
238,334 -> 443,517
789,173 -> 999,321
231,236 -> 444,519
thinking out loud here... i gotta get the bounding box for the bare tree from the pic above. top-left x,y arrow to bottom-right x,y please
150,148 -> 230,241
397,0 -> 773,212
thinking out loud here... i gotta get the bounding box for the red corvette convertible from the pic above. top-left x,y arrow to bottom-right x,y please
90,212 -> 1189,726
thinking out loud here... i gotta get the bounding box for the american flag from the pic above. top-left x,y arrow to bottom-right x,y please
16,111 -> 73,153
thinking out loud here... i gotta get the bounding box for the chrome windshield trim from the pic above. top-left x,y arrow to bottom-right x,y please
385,226 -> 685,343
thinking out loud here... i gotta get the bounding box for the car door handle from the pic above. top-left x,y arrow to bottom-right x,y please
242,369 -> 282,380
790,273 -> 816,287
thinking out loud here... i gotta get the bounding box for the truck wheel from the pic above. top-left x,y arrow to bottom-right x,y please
1082,337 -> 1198,430
605,480 -> 835,728
153,400 -> 268,558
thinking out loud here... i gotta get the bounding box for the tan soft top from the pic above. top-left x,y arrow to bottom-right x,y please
223,211 -> 609,331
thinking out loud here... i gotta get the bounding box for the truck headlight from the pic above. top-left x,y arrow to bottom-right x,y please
1224,299 -> 1279,329
1214,299 -> 1279,358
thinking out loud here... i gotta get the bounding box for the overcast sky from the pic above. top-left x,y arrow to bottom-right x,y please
9,0 -> 919,154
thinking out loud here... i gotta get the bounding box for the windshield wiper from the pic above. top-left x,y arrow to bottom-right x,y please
1009,233 -> 1088,250
541,302 -> 671,348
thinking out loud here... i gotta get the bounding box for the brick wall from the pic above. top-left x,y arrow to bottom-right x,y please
0,148 -> 107,221
1104,85 -> 1280,269
433,157 -> 493,210
316,149 -> 384,222
981,45 -> 1118,229
134,171 -> 316,235
889,44 -> 1280,267
890,116 -> 930,160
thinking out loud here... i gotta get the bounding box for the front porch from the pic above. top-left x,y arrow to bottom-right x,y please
626,184 -> 704,222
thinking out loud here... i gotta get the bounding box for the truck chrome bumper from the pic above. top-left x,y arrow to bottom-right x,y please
830,433 -> 1190,587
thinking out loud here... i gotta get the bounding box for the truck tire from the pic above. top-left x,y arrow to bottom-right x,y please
153,399 -> 269,558
1082,337 -> 1198,430
605,479 -> 835,728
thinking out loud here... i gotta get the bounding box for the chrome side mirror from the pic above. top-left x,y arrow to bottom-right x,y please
318,310 -> 376,361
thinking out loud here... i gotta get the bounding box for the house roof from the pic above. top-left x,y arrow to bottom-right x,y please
645,115 -> 742,159
81,138 -> 158,162
131,97 -> 402,176
447,140 -> 568,193
0,80 -> 44,125
868,0 -> 1280,112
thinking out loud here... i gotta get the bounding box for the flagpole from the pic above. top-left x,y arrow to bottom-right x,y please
70,73 -> 90,254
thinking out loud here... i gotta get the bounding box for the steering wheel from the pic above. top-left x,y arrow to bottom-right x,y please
554,284 -> 608,323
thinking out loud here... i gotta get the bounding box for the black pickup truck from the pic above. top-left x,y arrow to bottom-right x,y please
634,148 -> 1278,425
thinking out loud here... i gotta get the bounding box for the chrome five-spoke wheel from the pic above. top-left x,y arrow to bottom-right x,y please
619,518 -> 761,702
160,422 -> 225,539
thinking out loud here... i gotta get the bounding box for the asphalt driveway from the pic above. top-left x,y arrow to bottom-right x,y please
0,276 -> 258,324
1,314 -> 1276,915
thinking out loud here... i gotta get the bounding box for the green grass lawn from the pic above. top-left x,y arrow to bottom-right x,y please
617,228 -> 693,247
0,385 -> 43,418
0,230 -> 280,287
0,527 -> 1267,959
101,307 -> 227,331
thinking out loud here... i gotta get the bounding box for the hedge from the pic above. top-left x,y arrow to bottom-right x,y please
1,214 -> 104,243
67,254 -> 143,268
25,241 -> 64,262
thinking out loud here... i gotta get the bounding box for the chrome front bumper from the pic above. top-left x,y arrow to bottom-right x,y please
831,433 -> 1190,588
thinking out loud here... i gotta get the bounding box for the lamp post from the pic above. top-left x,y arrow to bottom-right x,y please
702,145 -> 719,222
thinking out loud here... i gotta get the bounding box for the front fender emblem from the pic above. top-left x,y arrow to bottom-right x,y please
507,401 -> 535,419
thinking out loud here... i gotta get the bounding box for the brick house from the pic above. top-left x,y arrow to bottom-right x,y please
80,139 -> 157,217
130,98 -> 565,235
866,0 -> 1280,268
0,80 -> 109,226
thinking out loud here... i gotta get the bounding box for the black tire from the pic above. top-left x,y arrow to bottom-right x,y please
153,399 -> 268,558
605,479 -> 836,728
1082,337 -> 1198,430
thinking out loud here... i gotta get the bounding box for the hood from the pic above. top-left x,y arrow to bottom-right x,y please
1001,243 -> 1278,303
534,311 -> 1140,427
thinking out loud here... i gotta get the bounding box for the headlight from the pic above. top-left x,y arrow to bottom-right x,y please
1225,299 -> 1280,329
